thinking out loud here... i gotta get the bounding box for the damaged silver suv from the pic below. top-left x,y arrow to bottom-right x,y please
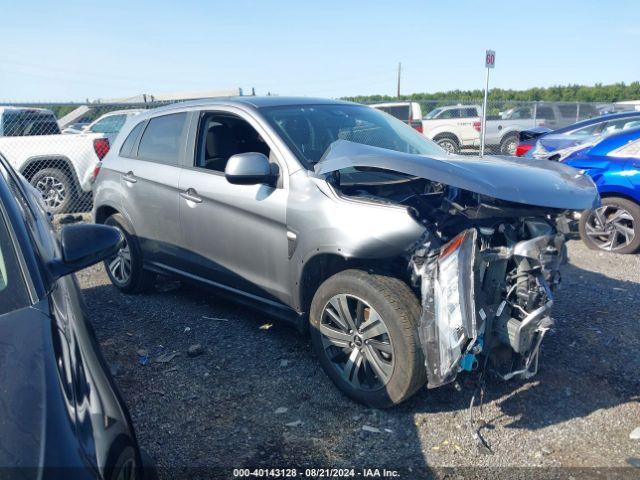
93,97 -> 599,407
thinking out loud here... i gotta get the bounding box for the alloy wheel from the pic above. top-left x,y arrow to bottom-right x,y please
108,237 -> 132,284
502,138 -> 517,155
35,175 -> 66,209
115,458 -> 136,480
320,294 -> 394,390
585,205 -> 636,251
438,139 -> 457,154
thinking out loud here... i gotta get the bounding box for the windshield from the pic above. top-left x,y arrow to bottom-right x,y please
1,110 -> 60,136
89,114 -> 127,134
261,104 -> 443,168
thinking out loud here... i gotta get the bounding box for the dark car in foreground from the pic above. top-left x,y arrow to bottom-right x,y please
93,97 -> 598,407
563,127 -> 640,254
0,154 -> 151,479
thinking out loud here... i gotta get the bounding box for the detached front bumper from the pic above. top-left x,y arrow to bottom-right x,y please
412,227 -> 564,388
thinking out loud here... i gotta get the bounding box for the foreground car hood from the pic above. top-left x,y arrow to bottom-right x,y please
315,140 -> 599,210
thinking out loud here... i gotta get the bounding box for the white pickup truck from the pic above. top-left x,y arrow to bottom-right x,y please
0,107 -> 141,213
421,104 -> 544,155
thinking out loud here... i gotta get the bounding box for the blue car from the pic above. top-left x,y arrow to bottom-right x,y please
563,127 -> 640,254
516,111 -> 640,158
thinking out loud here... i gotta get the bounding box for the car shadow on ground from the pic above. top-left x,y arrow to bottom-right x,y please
81,260 -> 639,477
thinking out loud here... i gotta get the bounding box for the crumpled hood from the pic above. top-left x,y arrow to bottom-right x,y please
315,140 -> 599,210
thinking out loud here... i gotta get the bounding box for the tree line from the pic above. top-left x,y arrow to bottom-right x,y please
344,82 -> 640,104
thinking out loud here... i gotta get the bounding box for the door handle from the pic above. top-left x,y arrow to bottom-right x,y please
122,171 -> 137,184
180,188 -> 202,204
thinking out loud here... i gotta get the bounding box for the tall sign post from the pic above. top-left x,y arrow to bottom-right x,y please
480,50 -> 495,157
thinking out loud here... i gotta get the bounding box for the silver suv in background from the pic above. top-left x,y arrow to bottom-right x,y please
93,97 -> 597,407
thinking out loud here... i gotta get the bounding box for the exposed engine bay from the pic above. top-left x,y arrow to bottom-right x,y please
332,171 -> 567,387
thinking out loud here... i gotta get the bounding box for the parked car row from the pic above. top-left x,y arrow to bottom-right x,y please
516,112 -> 640,254
0,107 -> 142,214
370,101 -> 602,155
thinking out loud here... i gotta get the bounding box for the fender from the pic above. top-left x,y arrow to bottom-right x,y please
20,154 -> 83,189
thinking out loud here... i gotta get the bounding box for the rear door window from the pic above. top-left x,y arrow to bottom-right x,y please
557,104 -> 577,119
536,106 -> 555,120
0,211 -> 30,316
137,113 -> 188,165
439,109 -> 461,119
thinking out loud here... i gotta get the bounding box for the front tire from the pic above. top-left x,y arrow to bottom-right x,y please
309,270 -> 426,408
103,213 -> 155,293
579,197 -> 640,254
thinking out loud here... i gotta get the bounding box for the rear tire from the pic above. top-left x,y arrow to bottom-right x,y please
103,213 -> 156,293
579,197 -> 640,254
434,135 -> 459,154
30,167 -> 73,214
499,133 -> 518,156
309,269 -> 426,408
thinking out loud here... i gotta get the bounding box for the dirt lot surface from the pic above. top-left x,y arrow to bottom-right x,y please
76,240 -> 640,479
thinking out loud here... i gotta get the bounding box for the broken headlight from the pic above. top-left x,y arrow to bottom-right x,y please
431,228 -> 479,382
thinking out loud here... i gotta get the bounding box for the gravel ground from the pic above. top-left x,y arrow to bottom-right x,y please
75,240 -> 640,479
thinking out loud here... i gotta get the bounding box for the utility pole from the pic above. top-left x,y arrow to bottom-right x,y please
396,62 -> 402,99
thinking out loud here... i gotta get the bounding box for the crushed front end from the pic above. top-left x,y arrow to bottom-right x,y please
317,140 -> 600,390
410,206 -> 566,388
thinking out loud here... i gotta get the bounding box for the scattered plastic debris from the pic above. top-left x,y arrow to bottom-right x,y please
275,407 -> 288,414
259,323 -> 273,330
285,420 -> 303,427
630,427 -> 640,440
280,359 -> 289,367
187,344 -> 204,357
155,351 -> 180,363
184,327 -> 191,333
361,425 -> 381,433
202,316 -> 229,322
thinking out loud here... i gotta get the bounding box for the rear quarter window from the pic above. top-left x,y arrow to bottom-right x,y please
378,106 -> 410,121
137,113 -> 188,165
119,121 -> 146,158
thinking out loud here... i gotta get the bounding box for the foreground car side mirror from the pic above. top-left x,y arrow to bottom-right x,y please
48,224 -> 123,279
225,152 -> 275,186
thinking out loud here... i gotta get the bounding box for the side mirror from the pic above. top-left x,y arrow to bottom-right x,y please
225,152 -> 274,186
48,224 -> 123,279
